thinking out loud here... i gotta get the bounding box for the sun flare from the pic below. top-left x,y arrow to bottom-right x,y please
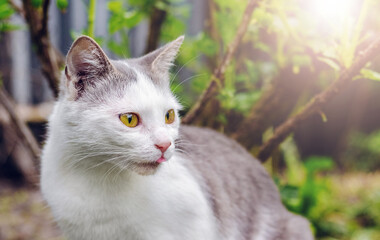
309,0 -> 356,24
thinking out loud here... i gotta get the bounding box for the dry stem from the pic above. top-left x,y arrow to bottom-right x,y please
257,37 -> 380,162
182,0 -> 258,124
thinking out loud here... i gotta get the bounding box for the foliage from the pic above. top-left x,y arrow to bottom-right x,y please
277,138 -> 380,239
104,0 -> 188,57
344,130 -> 380,171
56,0 -> 68,12
0,0 -> 19,32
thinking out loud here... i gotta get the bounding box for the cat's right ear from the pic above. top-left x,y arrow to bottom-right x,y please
64,36 -> 114,99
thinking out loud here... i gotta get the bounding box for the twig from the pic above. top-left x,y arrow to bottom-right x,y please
0,89 -> 40,160
144,6 -> 167,54
182,0 -> 258,124
257,37 -> 380,162
22,0 -> 64,97
40,0 -> 50,36
0,88 -> 39,184
7,0 -> 24,16
16,102 -> 53,122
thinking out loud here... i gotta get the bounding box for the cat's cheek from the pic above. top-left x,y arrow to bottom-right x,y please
164,147 -> 175,161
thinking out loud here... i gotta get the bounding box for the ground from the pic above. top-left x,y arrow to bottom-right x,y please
0,181 -> 63,240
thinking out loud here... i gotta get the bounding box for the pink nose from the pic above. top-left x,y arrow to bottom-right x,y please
155,142 -> 171,153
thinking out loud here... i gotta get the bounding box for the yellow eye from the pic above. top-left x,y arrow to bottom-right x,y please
165,109 -> 175,124
120,113 -> 139,128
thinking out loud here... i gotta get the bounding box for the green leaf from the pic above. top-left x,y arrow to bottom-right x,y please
107,40 -> 129,57
359,68 -> 380,82
281,185 -> 299,200
304,156 -> 334,174
123,11 -> 143,28
70,30 -> 83,41
56,0 -> 68,12
192,33 -> 217,57
0,3 -> 14,19
108,0 -> 123,13
233,91 -> 261,114
0,22 -> 21,32
31,0 -> 43,8
155,1 -> 168,11
108,14 -> 124,33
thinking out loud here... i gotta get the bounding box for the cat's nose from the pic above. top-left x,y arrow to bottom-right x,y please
155,142 -> 171,153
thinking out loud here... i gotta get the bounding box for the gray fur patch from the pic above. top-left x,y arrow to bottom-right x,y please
176,125 -> 313,239
78,60 -> 138,104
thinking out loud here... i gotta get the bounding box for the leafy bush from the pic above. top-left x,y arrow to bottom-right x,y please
276,138 -> 380,239
344,130 -> 380,171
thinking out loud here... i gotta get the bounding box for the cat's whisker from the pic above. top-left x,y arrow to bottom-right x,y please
113,161 -> 132,182
82,157 -> 119,172
100,163 -> 121,184
172,73 -> 207,93
175,140 -> 204,148
65,151 -> 131,172
170,54 -> 202,85
174,149 -> 191,157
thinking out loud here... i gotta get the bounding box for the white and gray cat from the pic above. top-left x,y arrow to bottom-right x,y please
40,35 -> 313,240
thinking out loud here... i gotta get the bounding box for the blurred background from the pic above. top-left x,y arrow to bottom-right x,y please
0,0 -> 380,239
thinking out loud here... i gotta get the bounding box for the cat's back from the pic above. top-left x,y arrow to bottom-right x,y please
177,125 -> 312,239
177,124 -> 280,203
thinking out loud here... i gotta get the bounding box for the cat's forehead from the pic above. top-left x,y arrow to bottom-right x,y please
76,58 -> 178,111
112,60 -> 138,80
112,59 -> 157,85
106,60 -> 179,109
121,69 -> 176,107
122,58 -> 160,84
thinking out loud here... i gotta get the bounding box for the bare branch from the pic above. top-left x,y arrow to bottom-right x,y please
144,6 -> 167,54
7,0 -> 24,16
16,102 -> 53,123
0,89 -> 40,160
182,0 -> 258,124
257,37 -> 380,162
22,0 -> 64,98
40,0 -> 50,37
0,88 -> 39,185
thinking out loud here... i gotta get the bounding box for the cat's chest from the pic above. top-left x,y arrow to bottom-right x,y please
57,158 -> 218,240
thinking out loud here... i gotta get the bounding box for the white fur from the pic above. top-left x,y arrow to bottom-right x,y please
41,70 -> 219,239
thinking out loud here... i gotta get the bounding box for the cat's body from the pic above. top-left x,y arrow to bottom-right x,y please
41,36 -> 313,240
42,126 -> 218,240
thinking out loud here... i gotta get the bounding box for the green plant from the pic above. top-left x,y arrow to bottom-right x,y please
0,0 -> 19,33
345,130 -> 380,171
277,137 -> 380,239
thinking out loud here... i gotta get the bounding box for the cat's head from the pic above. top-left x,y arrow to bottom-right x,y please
58,35 -> 184,175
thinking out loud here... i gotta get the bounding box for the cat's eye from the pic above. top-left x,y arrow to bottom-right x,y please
165,109 -> 175,124
120,113 -> 139,128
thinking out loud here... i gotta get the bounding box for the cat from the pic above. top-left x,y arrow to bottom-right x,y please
40,35 -> 313,240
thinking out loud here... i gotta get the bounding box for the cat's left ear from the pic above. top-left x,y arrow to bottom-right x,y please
64,36 -> 114,99
139,36 -> 184,83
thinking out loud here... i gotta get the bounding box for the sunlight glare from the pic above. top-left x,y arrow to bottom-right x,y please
310,0 -> 355,24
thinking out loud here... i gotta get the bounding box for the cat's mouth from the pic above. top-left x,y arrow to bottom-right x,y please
156,156 -> 167,163
131,159 -> 165,175
135,161 -> 160,168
